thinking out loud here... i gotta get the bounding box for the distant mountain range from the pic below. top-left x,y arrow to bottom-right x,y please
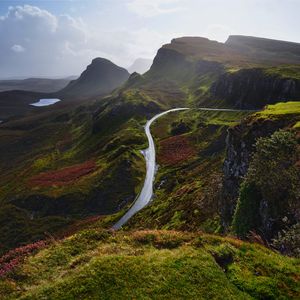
0,77 -> 77,93
0,58 -> 130,119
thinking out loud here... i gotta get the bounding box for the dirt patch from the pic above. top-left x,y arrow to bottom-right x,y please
29,160 -> 97,187
158,135 -> 196,166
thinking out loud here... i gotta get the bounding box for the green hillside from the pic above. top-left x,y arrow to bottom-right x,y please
0,230 -> 299,299
0,36 -> 300,299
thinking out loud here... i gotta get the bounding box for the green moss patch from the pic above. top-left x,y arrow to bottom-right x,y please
0,230 -> 299,299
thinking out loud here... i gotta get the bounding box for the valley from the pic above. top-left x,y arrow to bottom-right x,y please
0,34 -> 299,299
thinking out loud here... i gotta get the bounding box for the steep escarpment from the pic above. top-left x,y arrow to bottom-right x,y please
221,102 -> 300,239
210,68 -> 300,108
139,36 -> 300,109
147,47 -> 194,80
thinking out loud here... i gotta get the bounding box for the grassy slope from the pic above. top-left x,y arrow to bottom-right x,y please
0,91 -> 161,253
125,109 -> 251,232
255,101 -> 300,118
0,230 -> 299,299
264,66 -> 300,80
249,102 -> 300,130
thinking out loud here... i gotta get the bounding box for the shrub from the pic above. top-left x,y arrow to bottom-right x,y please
0,240 -> 46,277
232,182 -> 262,238
272,223 -> 300,257
233,130 -> 300,240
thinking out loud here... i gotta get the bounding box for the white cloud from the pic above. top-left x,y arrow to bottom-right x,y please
0,4 -> 162,77
126,0 -> 183,17
11,44 -> 25,53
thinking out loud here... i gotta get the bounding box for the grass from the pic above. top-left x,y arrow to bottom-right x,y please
264,66 -> 300,80
256,102 -> 300,117
125,109 -> 251,232
253,102 -> 300,129
0,230 -> 299,299
0,91 -> 153,252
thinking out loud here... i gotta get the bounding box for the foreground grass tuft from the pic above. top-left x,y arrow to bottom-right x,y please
0,230 -> 299,299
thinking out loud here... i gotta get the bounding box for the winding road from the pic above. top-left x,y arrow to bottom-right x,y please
112,108 -> 189,229
112,107 -> 253,229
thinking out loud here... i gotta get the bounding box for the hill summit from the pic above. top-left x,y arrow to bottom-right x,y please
60,57 -> 130,98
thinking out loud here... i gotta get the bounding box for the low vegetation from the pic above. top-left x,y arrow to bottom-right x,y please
126,109 -> 251,231
0,230 -> 299,299
256,101 -> 300,119
233,130 -> 300,240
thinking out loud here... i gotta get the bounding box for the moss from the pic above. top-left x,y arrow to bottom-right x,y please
232,182 -> 262,238
233,130 -> 300,239
125,109 -> 251,232
264,66 -> 300,80
1,230 -> 299,299
255,101 -> 300,118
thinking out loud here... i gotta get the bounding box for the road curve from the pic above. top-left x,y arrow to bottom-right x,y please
112,108 -> 189,229
112,106 -> 255,229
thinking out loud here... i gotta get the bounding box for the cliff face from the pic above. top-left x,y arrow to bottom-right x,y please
210,68 -> 300,109
147,47 -> 194,81
147,36 -> 300,109
221,117 -> 294,229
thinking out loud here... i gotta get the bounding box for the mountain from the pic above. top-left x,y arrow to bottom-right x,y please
0,77 -> 75,93
0,35 -> 300,298
0,58 -> 130,120
60,58 -> 130,98
139,35 -> 300,109
226,35 -> 300,64
128,58 -> 153,74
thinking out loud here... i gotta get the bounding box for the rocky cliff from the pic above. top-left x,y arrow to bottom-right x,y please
221,111 -> 298,229
210,68 -> 300,108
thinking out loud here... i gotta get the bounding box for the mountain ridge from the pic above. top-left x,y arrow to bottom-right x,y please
60,57 -> 130,98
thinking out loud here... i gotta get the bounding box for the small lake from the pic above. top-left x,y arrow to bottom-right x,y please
30,98 -> 61,107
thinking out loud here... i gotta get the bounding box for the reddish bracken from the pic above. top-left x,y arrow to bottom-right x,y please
0,240 -> 46,277
158,135 -> 196,165
29,160 -> 97,187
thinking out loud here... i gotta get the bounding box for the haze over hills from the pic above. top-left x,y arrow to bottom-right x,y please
138,35 -> 300,109
161,35 -> 300,65
0,58 -> 130,120
0,77 -> 76,93
127,58 -> 153,74
60,58 -> 130,98
0,35 -> 299,299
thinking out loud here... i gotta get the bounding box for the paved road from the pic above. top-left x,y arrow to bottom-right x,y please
112,108 -> 189,229
112,106 -> 255,229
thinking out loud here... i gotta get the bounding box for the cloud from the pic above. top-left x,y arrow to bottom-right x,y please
126,0 -> 183,17
11,44 -> 25,53
0,5 -> 162,78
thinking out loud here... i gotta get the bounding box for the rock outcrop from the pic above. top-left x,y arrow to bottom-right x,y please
210,68 -> 300,109
221,117 -> 294,229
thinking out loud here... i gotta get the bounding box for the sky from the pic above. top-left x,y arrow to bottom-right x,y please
0,0 -> 299,78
